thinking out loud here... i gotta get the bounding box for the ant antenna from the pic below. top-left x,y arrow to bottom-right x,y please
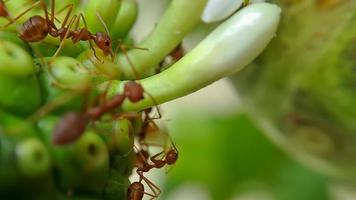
119,43 -> 140,79
95,12 -> 110,35
112,39 -> 148,63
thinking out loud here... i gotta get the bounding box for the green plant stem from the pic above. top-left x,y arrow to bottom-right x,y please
108,3 -> 281,111
117,0 -> 208,79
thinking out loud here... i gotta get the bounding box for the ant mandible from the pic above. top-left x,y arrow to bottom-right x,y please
52,81 -> 145,145
2,0 -> 113,60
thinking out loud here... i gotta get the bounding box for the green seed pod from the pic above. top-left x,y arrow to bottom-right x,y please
103,168 -> 130,200
81,0 -> 122,33
37,57 -> 93,113
15,138 -> 51,178
111,150 -> 134,176
0,41 -> 41,116
72,131 -> 109,173
0,31 -> 28,50
0,134 -> 22,191
0,109 -> 38,138
0,111 -> 52,193
49,57 -> 92,90
95,118 -> 134,156
0,73 -> 42,116
0,40 -> 34,77
110,0 -> 138,39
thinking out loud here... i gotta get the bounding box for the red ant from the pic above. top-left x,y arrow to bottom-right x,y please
2,0 -> 113,59
52,81 -> 145,145
127,142 -> 178,200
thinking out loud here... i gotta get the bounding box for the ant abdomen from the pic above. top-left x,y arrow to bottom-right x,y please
20,15 -> 49,42
52,112 -> 88,145
127,182 -> 145,200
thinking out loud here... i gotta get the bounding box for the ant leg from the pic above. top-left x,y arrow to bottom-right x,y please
87,79 -> 112,111
76,13 -> 101,62
150,151 -> 165,162
50,0 -> 55,24
56,3 -> 74,29
145,93 -> 162,120
137,171 -> 161,198
113,39 -> 148,62
116,40 -> 140,79
52,14 -> 77,61
1,0 -> 41,29
134,145 -> 149,161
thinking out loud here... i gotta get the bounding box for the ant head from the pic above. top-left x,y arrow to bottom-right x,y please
165,149 -> 178,165
124,81 -> 145,103
94,32 -> 113,57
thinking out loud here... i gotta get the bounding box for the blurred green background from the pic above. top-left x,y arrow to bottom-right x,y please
163,113 -> 329,200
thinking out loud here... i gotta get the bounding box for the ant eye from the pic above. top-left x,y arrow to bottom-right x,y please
105,40 -> 110,46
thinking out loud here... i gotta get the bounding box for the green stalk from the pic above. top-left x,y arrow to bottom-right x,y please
108,3 -> 281,111
117,0 -> 208,79
110,0 -> 138,39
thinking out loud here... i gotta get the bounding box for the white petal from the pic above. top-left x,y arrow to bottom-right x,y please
201,0 -> 243,23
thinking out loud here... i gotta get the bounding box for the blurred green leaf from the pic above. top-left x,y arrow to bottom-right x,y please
163,113 -> 329,200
